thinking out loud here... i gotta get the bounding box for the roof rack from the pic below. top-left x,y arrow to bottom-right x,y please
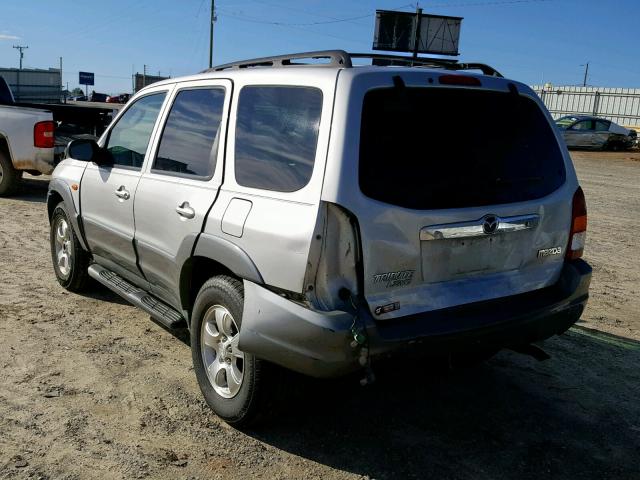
208,50 -> 353,71
204,50 -> 503,77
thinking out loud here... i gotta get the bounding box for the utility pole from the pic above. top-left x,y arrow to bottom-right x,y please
13,45 -> 28,69
582,62 -> 589,87
411,6 -> 423,61
13,45 -> 28,101
143,64 -> 147,89
209,0 -> 216,68
60,56 -> 64,102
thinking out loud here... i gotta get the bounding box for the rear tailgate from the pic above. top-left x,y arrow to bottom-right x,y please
324,69 -> 578,320
0,104 -> 54,173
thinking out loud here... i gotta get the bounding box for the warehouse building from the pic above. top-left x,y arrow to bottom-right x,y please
0,67 -> 62,103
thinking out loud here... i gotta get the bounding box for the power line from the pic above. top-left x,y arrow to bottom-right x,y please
217,9 -> 371,26
249,0 -> 372,26
220,11 -> 363,43
420,0 -> 556,7
217,2 -> 414,27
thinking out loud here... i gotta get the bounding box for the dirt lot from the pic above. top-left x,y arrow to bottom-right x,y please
1,151 -> 639,480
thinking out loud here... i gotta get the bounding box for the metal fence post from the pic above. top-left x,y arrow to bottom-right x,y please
593,91 -> 600,116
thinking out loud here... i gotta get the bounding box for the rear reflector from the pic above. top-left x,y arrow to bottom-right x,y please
567,187 -> 587,260
34,121 -> 55,148
438,75 -> 482,87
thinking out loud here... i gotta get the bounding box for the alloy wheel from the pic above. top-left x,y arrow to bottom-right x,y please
200,305 -> 245,398
54,217 -> 73,278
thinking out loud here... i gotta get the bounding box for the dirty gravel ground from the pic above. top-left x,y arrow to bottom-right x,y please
1,151 -> 639,480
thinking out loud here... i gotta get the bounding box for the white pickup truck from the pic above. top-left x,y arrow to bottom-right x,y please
0,76 -> 55,196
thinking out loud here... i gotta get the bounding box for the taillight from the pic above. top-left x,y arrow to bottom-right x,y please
34,121 -> 55,148
438,74 -> 482,87
567,187 -> 587,260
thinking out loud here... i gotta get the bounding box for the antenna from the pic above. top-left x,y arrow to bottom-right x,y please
13,45 -> 28,70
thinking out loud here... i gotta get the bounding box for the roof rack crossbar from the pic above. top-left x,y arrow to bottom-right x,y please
349,53 -> 502,77
202,50 -> 502,77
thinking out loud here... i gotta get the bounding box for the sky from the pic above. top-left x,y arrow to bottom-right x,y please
1,0 -> 639,94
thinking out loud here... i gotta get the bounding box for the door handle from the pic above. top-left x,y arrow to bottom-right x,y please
176,201 -> 195,219
115,185 -> 130,200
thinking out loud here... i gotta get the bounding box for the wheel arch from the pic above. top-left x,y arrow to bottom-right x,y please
178,233 -> 264,324
47,178 -> 89,251
0,134 -> 11,160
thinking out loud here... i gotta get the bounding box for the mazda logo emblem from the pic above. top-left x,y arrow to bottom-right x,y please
482,215 -> 499,234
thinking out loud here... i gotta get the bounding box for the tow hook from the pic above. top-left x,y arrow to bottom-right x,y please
344,288 -> 376,386
509,344 -> 551,361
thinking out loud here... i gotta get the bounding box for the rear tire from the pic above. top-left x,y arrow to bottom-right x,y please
50,203 -> 90,292
0,150 -> 21,197
191,275 -> 281,427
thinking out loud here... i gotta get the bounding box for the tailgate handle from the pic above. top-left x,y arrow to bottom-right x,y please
420,214 -> 539,241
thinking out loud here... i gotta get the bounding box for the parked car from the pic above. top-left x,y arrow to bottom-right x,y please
89,91 -> 108,102
47,50 -> 591,427
106,93 -> 131,104
0,76 -> 55,195
555,115 -> 636,150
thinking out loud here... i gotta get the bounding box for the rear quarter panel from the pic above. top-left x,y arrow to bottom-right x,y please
201,69 -> 339,293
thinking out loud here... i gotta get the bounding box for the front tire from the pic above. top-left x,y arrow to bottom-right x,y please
191,275 -> 279,427
50,203 -> 90,292
0,150 -> 22,197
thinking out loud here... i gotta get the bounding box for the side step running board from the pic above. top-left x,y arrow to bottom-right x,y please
88,264 -> 184,329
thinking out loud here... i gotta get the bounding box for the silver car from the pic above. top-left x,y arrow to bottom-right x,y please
47,51 -> 592,426
556,115 -> 636,150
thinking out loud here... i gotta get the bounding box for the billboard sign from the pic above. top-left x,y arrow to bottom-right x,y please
133,73 -> 170,92
79,71 -> 94,86
373,10 -> 462,56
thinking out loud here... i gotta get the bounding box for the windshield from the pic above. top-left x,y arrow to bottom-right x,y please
359,87 -> 566,210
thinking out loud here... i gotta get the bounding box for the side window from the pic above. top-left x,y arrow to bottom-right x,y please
105,92 -> 166,168
234,86 -> 323,192
572,120 -> 594,131
595,120 -> 610,132
153,88 -> 226,178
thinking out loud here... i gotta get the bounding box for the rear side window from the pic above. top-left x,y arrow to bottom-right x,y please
106,92 -> 166,169
235,86 -> 322,192
359,87 -> 566,210
572,120 -> 594,131
153,88 -> 225,178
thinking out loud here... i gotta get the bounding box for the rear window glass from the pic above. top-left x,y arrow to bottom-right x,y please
555,117 -> 577,129
235,86 -> 322,192
359,87 -> 566,210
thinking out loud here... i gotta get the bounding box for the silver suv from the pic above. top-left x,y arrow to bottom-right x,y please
48,51 -> 592,426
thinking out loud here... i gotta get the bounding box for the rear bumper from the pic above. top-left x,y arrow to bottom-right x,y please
239,259 -> 591,378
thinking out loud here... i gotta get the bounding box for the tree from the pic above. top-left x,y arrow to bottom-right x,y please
71,87 -> 84,96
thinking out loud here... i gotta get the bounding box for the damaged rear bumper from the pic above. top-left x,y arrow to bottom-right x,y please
239,259 -> 592,378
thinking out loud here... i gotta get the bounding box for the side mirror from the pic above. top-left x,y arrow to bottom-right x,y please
65,139 -> 111,166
